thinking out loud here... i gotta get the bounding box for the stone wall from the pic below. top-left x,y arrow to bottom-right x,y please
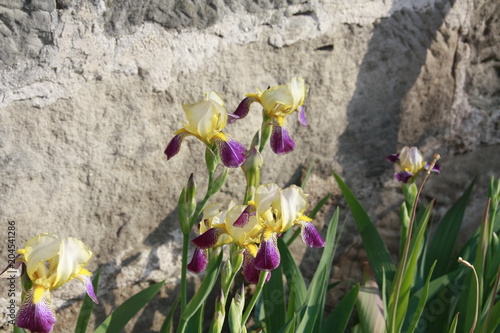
0,0 -> 498,331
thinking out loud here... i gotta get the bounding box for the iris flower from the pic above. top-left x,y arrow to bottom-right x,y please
165,91 -> 246,168
230,77 -> 308,155
387,146 -> 440,183
15,233 -> 98,333
188,184 -> 324,283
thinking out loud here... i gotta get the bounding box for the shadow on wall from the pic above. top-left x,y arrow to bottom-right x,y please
337,0 -> 456,188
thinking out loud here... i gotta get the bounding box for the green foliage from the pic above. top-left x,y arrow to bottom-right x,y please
94,280 -> 165,333
335,172 -> 500,333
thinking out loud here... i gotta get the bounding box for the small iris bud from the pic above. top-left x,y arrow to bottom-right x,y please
185,173 -> 197,218
230,249 -> 244,274
205,145 -> 220,174
242,147 -> 263,190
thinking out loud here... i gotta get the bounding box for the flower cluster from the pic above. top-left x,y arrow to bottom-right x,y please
13,233 -> 98,333
188,184 -> 324,283
387,146 -> 440,183
164,77 -> 308,166
231,77 -> 308,155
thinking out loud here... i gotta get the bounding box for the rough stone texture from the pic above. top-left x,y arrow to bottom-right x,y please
0,0 -> 498,331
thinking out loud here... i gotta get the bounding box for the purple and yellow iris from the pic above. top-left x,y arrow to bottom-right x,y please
14,233 -> 98,333
230,77 -> 308,155
187,184 -> 324,283
387,146 -> 440,183
164,91 -> 246,168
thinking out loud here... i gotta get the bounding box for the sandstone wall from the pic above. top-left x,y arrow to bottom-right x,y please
0,0 -> 498,331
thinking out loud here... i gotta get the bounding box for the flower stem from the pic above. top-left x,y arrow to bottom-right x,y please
389,154 -> 440,332
241,271 -> 268,327
457,257 -> 479,333
180,233 -> 189,313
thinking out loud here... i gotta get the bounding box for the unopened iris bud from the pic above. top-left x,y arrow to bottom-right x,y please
230,249 -> 244,274
205,145 -> 220,174
242,147 -> 263,189
184,173 -> 197,218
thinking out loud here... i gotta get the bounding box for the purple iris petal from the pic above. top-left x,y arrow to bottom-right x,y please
298,106 -> 307,126
81,275 -> 99,304
301,222 -> 325,248
270,125 -> 295,155
228,97 -> 254,124
386,153 -> 400,163
219,139 -> 246,168
242,252 -> 271,284
16,288 -> 56,333
233,206 -> 252,228
425,162 -> 441,174
187,248 -> 208,273
254,236 -> 280,271
164,134 -> 183,160
192,228 -> 221,249
395,171 -> 414,183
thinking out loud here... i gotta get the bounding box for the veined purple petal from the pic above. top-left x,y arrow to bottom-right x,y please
254,236 -> 280,271
187,248 -> 208,273
228,97 -> 254,124
233,206 -> 252,228
395,171 -> 414,183
425,162 -> 441,174
81,275 -> 99,304
270,125 -> 295,155
16,287 -> 56,333
242,252 -> 271,284
192,228 -> 222,249
298,106 -> 307,126
219,139 -> 246,168
164,134 -> 184,160
301,222 -> 325,248
386,153 -> 400,163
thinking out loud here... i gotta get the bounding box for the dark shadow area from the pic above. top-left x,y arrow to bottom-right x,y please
338,0 -> 456,189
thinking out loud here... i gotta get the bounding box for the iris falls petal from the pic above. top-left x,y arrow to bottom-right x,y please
219,139 -> 246,168
270,125 -> 295,155
254,237 -> 280,271
192,228 -> 222,249
301,222 -> 325,248
16,288 -> 56,333
187,248 -> 208,273
164,134 -> 184,160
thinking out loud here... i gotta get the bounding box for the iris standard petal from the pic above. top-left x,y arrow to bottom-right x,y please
187,248 -> 208,273
52,237 -> 93,289
192,228 -> 223,249
218,139 -> 246,168
254,236 -> 280,271
395,171 -> 414,183
301,222 -> 325,248
164,134 -> 184,160
270,124 -> 295,155
20,233 -> 60,280
16,287 -> 56,333
298,106 -> 307,126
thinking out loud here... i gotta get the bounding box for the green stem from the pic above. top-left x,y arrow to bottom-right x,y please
241,271 -> 268,326
180,234 -> 189,313
458,257 -> 479,333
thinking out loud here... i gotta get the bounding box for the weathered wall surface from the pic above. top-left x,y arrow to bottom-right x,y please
0,0 -> 498,331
